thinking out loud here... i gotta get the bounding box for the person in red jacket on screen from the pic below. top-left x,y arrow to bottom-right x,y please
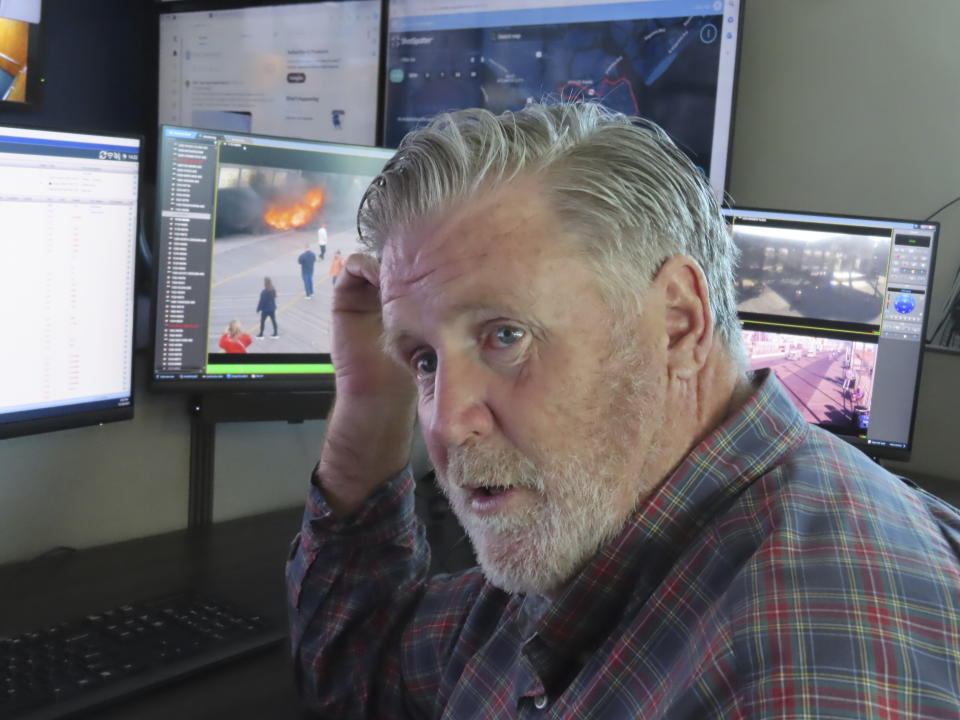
219,319 -> 252,353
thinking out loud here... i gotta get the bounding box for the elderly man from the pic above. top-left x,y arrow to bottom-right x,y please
287,103 -> 960,718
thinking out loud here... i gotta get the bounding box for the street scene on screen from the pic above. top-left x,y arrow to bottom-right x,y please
744,330 -> 877,433
732,223 -> 891,326
205,164 -> 371,355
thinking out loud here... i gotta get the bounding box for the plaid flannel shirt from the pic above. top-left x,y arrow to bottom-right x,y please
287,369 -> 960,718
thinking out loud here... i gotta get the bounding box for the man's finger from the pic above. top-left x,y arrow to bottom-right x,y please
333,253 -> 382,312
342,253 -> 380,288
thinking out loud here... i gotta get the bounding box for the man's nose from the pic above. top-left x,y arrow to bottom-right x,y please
425,356 -> 494,449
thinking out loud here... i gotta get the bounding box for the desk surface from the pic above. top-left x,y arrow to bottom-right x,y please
0,507 -> 308,719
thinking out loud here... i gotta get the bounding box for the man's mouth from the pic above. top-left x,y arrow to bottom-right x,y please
472,485 -> 511,497
463,484 -> 520,515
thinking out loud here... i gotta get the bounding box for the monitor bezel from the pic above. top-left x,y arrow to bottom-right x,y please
724,204 -> 940,462
0,122 -> 143,439
149,123 -> 394,394
721,0 -> 744,199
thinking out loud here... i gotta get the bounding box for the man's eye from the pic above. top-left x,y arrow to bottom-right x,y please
413,351 -> 437,375
493,326 -> 525,347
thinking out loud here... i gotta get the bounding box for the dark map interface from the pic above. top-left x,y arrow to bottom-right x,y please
385,14 -> 724,170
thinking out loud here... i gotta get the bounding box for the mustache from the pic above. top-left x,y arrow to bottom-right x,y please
442,445 -> 546,494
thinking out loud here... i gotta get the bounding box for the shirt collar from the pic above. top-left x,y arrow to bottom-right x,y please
520,368 -> 809,677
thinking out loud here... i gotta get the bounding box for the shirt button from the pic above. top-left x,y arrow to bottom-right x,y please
533,694 -> 548,710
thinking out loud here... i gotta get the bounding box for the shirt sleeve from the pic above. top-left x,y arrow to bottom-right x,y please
286,465 -> 431,719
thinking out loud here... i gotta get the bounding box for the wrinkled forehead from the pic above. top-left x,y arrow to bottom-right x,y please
379,179 -> 571,304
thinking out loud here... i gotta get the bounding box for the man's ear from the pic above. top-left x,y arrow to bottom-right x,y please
656,255 -> 714,380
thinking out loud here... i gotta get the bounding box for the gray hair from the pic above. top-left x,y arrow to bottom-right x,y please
358,102 -> 744,356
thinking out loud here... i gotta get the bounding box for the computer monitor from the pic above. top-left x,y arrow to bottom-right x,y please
724,207 -> 939,461
158,0 -> 383,145
383,0 -> 741,196
152,125 -> 394,392
0,124 -> 141,439
0,0 -> 42,106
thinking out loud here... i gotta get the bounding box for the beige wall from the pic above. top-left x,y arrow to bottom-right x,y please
0,0 -> 958,565
729,0 -> 960,480
0,365 -> 191,564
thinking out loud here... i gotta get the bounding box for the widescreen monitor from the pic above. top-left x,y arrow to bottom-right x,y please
384,0 -> 741,196
725,207 -> 938,461
152,125 -> 394,391
158,0 -> 382,145
0,0 -> 42,105
0,124 -> 140,439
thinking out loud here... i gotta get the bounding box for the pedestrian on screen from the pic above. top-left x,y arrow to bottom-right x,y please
298,244 -> 317,298
257,277 -> 279,338
218,319 -> 251,353
329,250 -> 345,286
318,224 -> 328,260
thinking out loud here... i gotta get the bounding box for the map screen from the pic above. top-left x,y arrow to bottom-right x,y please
385,0 -> 741,194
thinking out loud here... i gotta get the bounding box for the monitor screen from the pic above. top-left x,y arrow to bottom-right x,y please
152,125 -> 394,391
0,0 -> 42,105
725,207 -> 939,461
158,0 -> 382,145
383,0 -> 741,196
0,124 -> 140,439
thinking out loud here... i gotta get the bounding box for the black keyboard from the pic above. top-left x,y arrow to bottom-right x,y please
1,594 -> 285,719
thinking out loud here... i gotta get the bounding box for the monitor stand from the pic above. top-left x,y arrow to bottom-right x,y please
187,393 -> 334,527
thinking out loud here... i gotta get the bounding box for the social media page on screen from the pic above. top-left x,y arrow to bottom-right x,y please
158,1 -> 382,145
385,0 -> 741,196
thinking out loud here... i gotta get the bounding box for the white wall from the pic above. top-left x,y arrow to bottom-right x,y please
0,365 -> 191,565
211,418 -> 433,523
212,418 -> 325,523
1,0 -> 958,566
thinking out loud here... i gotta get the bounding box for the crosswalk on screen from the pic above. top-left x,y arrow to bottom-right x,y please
384,0 -> 741,196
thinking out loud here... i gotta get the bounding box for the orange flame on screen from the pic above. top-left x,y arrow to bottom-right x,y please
263,188 -> 325,230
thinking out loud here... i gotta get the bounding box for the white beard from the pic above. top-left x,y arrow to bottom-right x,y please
439,444 -> 629,595
437,355 -> 662,596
